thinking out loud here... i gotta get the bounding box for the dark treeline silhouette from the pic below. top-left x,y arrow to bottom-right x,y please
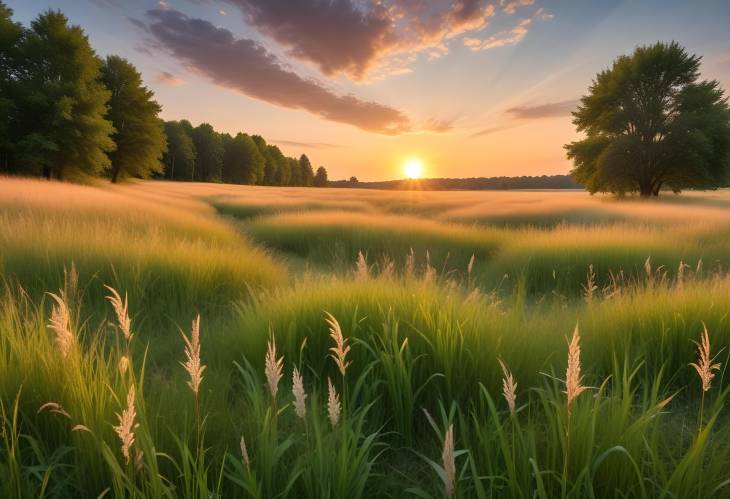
0,3 -> 327,186
162,119 -> 327,187
328,175 -> 581,190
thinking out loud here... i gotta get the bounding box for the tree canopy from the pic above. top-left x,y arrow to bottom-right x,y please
12,9 -> 115,180
101,55 -> 166,183
566,41 -> 730,196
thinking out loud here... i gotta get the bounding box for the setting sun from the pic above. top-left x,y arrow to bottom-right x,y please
404,158 -> 424,179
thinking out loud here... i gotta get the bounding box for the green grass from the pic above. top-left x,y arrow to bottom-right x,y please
2,177 -> 730,498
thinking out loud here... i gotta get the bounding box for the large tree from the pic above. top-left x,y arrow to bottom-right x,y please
101,55 -> 166,182
566,42 -> 730,196
191,123 -> 223,181
222,132 -> 264,184
0,2 -> 22,171
163,120 -> 195,180
14,10 -> 114,179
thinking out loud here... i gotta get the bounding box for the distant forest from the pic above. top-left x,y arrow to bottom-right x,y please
329,175 -> 582,190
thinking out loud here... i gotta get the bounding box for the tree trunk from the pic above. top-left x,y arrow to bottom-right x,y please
111,164 -> 121,183
42,165 -> 51,180
638,181 -> 653,197
652,181 -> 663,197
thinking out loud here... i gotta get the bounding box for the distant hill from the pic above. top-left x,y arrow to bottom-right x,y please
328,174 -> 582,191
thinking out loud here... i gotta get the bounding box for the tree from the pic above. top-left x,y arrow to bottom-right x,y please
101,55 -> 165,182
314,166 -> 328,187
288,156 -> 302,186
270,145 -> 290,186
349,176 -> 359,183
11,10 -> 114,179
222,132 -> 265,184
299,154 -> 314,186
163,120 -> 195,180
566,42 -> 730,197
0,2 -> 23,172
191,123 -> 223,181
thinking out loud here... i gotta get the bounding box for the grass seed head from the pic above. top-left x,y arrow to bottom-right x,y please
114,385 -> 138,465
325,312 -> 351,377
47,292 -> 74,358
356,251 -> 368,279
498,358 -> 517,416
565,323 -> 587,416
265,336 -> 283,400
105,285 -> 132,342
292,366 -> 307,419
690,323 -> 721,392
181,314 -> 205,396
327,377 -> 341,428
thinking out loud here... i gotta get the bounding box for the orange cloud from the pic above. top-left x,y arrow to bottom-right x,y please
143,9 -> 411,134
228,0 -> 496,80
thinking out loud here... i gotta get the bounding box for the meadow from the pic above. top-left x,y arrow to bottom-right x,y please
3,177 -> 730,498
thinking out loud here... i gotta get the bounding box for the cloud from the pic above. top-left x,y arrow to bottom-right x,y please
142,9 -> 412,134
272,140 -> 342,150
423,118 -> 455,133
469,123 -> 519,138
500,0 -> 534,15
506,99 -> 579,119
463,5 -> 552,51
463,17 -> 531,51
226,0 -> 496,80
156,71 -> 185,86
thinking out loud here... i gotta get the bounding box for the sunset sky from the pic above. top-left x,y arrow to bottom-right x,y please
8,0 -> 730,180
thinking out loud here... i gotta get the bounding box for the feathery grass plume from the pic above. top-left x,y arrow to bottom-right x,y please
405,247 -> 415,277
240,435 -> 250,470
181,314 -> 205,396
325,312 -> 351,378
690,323 -> 721,393
467,254 -> 475,276
644,256 -> 653,286
114,386 -> 138,465
498,358 -> 517,416
356,251 -> 368,279
565,323 -> 587,416
582,264 -> 597,303
47,292 -> 74,358
105,285 -> 132,342
72,424 -> 92,433
327,377 -> 341,428
424,250 -> 435,282
676,260 -> 688,290
442,424 -> 455,499
265,336 -> 284,400
292,366 -> 307,419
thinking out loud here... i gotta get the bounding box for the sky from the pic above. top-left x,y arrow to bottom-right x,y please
7,1 -> 730,181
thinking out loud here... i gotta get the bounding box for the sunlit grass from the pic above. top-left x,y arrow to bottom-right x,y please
3,177 -> 730,497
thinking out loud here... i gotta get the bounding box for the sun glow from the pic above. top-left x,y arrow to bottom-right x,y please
404,158 -> 424,179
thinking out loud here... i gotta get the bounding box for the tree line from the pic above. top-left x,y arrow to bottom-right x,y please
162,120 -> 328,186
0,3 -> 328,186
328,175 -> 581,190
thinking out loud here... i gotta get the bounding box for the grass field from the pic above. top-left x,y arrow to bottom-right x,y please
3,177 -> 730,498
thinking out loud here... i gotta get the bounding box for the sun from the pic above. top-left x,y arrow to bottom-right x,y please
403,158 -> 424,179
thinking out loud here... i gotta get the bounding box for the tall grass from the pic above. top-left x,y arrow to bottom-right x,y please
3,178 -> 730,497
